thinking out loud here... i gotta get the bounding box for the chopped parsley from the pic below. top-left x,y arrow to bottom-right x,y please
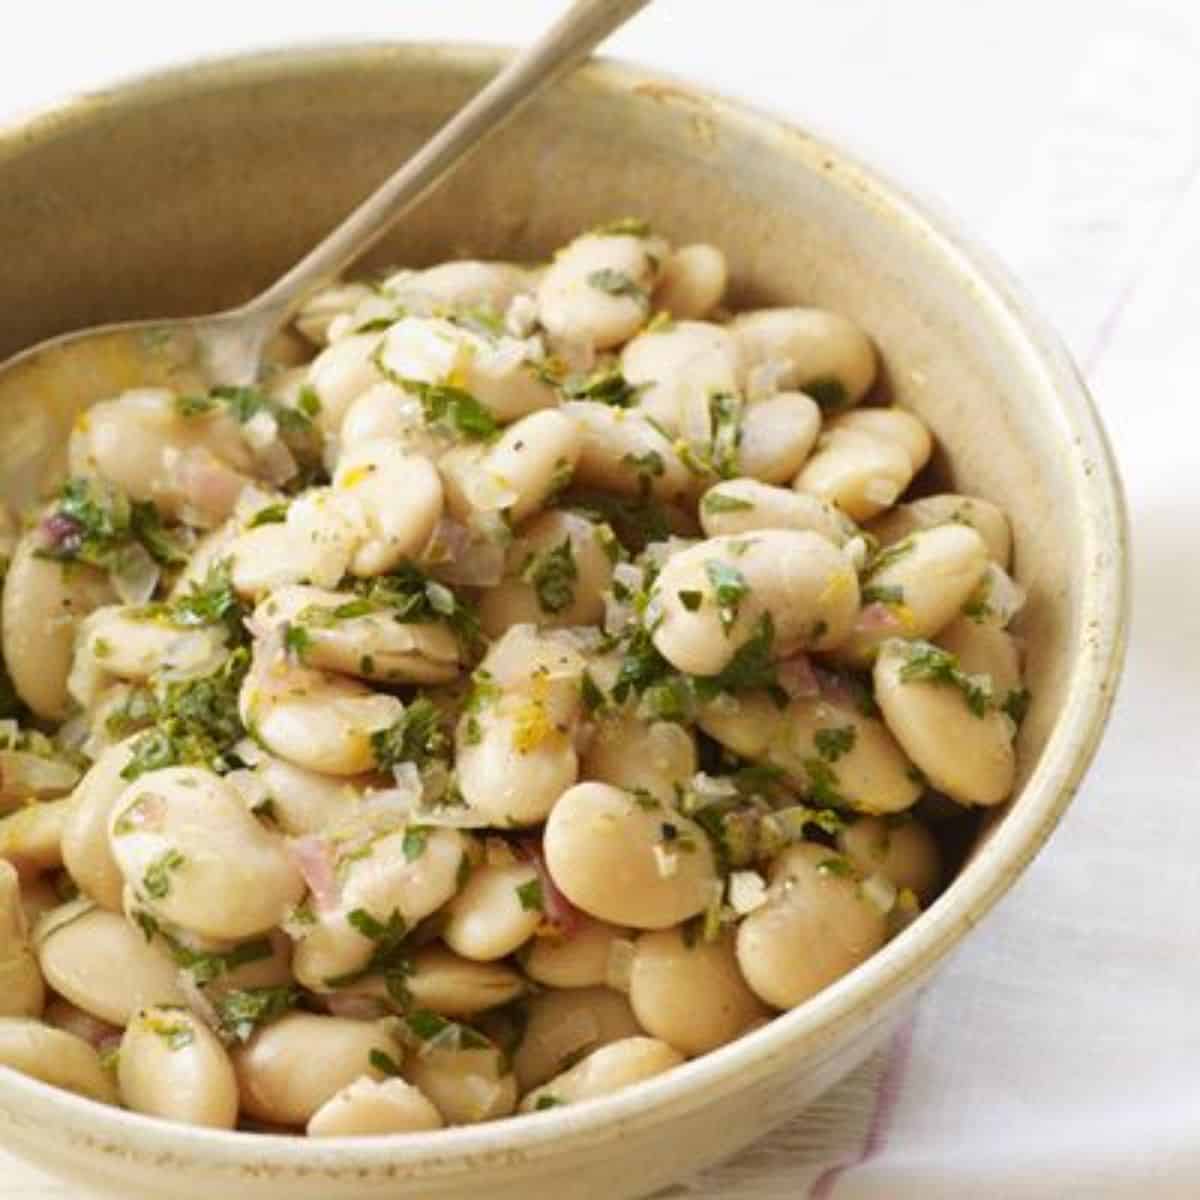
896,640 -> 994,717
861,584 -> 905,606
402,826 -> 429,863
1002,686 -> 1032,726
132,911 -> 274,987
562,366 -> 645,408
586,269 -> 648,304
335,564 -> 482,654
678,589 -> 703,612
815,855 -> 855,879
142,849 -> 185,900
403,1009 -> 490,1051
704,559 -> 749,634
247,502 -> 289,528
371,698 -> 448,773
802,757 -> 847,808
516,878 -> 544,913
282,623 -> 311,662
212,986 -> 300,1044
144,1012 -> 194,1051
622,449 -> 666,481
701,491 -> 754,516
523,537 -> 578,614
693,613 -> 779,700
814,726 -> 857,763
534,1095 -> 565,1110
591,217 -> 651,237
369,1048 -> 404,1077
371,349 -> 498,440
865,537 -> 916,577
580,670 -> 607,714
804,377 -> 849,411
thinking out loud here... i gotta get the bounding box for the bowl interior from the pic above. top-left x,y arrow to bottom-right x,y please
0,42 -> 1127,1193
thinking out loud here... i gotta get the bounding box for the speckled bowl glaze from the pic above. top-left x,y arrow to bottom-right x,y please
0,44 -> 1128,1200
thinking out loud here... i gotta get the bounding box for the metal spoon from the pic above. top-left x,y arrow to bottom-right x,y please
0,0 -> 649,509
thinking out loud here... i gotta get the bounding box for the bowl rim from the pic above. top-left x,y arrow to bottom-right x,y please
0,40 -> 1129,1179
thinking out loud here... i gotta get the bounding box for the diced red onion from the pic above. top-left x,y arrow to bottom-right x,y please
776,653 -> 820,701
287,835 -> 339,913
517,839 -> 580,937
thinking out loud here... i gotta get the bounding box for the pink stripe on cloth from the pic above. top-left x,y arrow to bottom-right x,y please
808,1011 -> 919,1199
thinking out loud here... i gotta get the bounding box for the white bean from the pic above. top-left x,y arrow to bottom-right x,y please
0,1017 -> 118,1105
118,1005 -> 239,1129
455,627 -> 584,827
519,1036 -> 683,1112
0,860 -> 43,1017
544,782 -> 718,929
401,1020 -> 517,1125
509,986 -> 642,1092
521,917 -> 633,990
698,689 -> 921,816
291,827 -> 466,991
835,524 -> 990,665
794,428 -> 912,522
563,401 -> 693,504
232,1013 -> 402,1126
240,643 -> 404,775
0,796 -> 75,874
480,511 -> 616,637
936,615 -> 1022,699
307,1075 -> 444,1137
402,944 -> 526,1018
228,744 -> 358,837
305,333 -> 384,435
537,232 -> 665,350
652,245 -> 728,319
873,639 -> 1016,807
295,283 -> 376,346
3,529 -> 113,719
698,479 -> 857,544
441,409 -> 581,526
442,861 -> 542,962
253,585 -> 462,685
108,767 -> 305,940
837,815 -> 942,904
629,928 -> 768,1056
832,409 -> 932,474
736,392 -> 821,484
620,321 -> 740,435
735,843 -> 887,1009
333,439 -> 444,576
34,901 -> 186,1024
580,716 -> 697,806
61,737 -> 139,911
387,260 -> 535,315
377,317 -> 556,425
340,382 -> 447,458
869,493 -> 1012,568
730,308 -> 876,408
650,530 -> 860,676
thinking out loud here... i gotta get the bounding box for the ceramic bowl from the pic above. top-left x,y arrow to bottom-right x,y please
0,44 -> 1128,1200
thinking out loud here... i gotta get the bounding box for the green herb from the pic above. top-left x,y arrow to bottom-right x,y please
861,584 -> 905,606
707,392 -> 742,479
693,613 -> 778,699
897,640 -> 994,717
630,788 -> 660,811
522,537 -> 578,615
371,698 -> 448,773
814,726 -> 857,763
804,377 -> 849,411
297,385 -> 322,419
402,827 -> 429,863
580,671 -> 607,714
866,537 -> 916,576
701,491 -> 754,516
1002,686 -> 1031,726
283,623 -> 311,662
371,350 -> 498,440
369,1048 -> 404,1077
120,645 -> 251,782
145,1014 -> 194,1051
622,449 -> 665,481
802,757 -> 846,808
403,1009 -> 490,1050
563,367 -> 645,408
641,674 -> 695,723
336,563 -> 482,653
212,986 -> 299,1043
516,878 -> 544,913
587,269 -> 648,304
534,1095 -> 565,1110
564,490 -> 672,551
591,217 -> 650,237
815,855 -> 855,879
141,921 -> 274,987
612,627 -> 675,703
704,560 -> 749,634
154,559 -> 245,638
678,589 -> 703,612
142,849 -> 185,900
247,503 -> 289,528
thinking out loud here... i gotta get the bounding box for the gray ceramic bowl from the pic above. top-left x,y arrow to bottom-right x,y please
0,44 -> 1128,1200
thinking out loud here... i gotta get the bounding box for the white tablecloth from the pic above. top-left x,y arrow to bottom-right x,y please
2,2 -> 1197,1196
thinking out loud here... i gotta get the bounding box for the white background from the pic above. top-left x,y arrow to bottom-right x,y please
3,2 -> 1200,1197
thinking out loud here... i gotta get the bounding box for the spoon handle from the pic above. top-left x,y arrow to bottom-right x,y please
243,0 -> 651,329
